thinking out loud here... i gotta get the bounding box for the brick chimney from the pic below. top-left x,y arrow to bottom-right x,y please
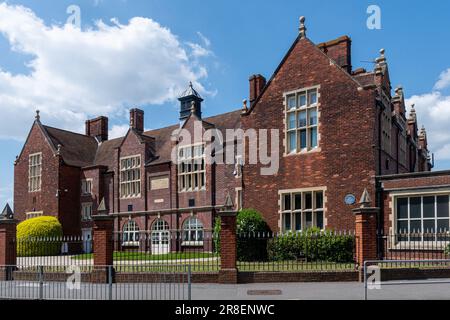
85,116 -> 108,142
317,36 -> 352,73
130,108 -> 144,133
249,74 -> 266,106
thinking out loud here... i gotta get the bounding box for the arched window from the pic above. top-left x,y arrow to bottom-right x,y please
152,219 -> 169,231
182,217 -> 204,244
122,220 -> 140,246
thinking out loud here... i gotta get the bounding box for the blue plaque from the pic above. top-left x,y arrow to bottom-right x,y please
344,194 -> 356,205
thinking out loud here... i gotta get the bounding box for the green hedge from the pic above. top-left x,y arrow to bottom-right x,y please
236,209 -> 269,262
267,229 -> 355,263
17,216 -> 63,257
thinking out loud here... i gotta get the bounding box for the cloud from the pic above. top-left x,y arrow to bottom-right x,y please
406,84 -> 450,161
0,3 -> 213,141
0,185 -> 13,206
434,68 -> 450,91
109,124 -> 129,139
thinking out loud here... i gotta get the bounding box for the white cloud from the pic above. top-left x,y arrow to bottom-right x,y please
0,185 -> 13,207
434,68 -> 450,91
406,89 -> 450,161
109,124 -> 129,139
0,3 -> 213,141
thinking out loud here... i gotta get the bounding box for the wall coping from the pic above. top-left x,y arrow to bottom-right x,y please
377,170 -> 450,181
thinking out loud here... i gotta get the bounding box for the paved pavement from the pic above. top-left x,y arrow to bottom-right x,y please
3,280 -> 450,300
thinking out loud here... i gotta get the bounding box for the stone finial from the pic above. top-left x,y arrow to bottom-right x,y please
299,16 -> 307,38
35,110 -> 40,122
97,198 -> 107,213
419,125 -> 427,138
409,104 -> 417,121
56,144 -> 62,156
359,188 -> 372,208
395,86 -> 403,96
223,192 -> 234,211
242,99 -> 248,113
0,203 -> 14,220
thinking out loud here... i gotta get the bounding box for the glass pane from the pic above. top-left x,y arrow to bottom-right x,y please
298,94 -> 307,107
409,220 -> 422,234
397,220 -> 408,234
284,213 -> 291,231
437,196 -> 449,218
410,197 -> 421,219
397,198 -> 408,219
316,212 -> 324,230
299,130 -> 307,149
295,213 -> 302,231
423,220 -> 435,234
437,219 -> 449,233
298,111 -> 307,127
288,132 -> 296,152
288,113 -> 296,129
305,212 -> 313,229
305,193 -> 312,210
294,194 -> 302,210
423,196 -> 435,218
308,108 -> 318,126
283,194 -> 291,211
310,128 -> 318,148
309,90 -> 317,105
315,191 -> 324,209
288,96 -> 296,109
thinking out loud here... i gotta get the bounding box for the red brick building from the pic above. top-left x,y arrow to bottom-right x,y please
14,18 -> 440,253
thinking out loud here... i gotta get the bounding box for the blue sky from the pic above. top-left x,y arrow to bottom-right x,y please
1,0 -> 450,207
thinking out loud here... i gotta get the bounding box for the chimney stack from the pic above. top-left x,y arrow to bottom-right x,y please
317,36 -> 352,73
85,116 -> 109,142
130,108 -> 144,133
249,74 -> 266,107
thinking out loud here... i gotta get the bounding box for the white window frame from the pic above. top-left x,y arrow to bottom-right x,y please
28,152 -> 42,193
280,188 -> 326,233
284,86 -> 320,155
26,211 -> 43,220
393,192 -> 450,247
119,155 -> 142,199
81,179 -> 93,195
81,203 -> 93,221
122,220 -> 140,247
178,144 -> 206,192
182,217 -> 204,246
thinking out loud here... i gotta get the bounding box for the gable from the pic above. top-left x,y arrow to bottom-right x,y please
17,121 -> 56,163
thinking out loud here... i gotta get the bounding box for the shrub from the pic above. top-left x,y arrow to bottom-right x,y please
17,216 -> 63,257
267,229 -> 355,263
236,209 -> 269,262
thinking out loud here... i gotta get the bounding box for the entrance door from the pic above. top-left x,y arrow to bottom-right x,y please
82,229 -> 92,254
151,220 -> 170,254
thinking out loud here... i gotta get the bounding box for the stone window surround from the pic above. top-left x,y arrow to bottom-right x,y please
81,178 -> 93,195
28,152 -> 42,193
26,211 -> 43,220
283,85 -> 322,157
119,154 -> 142,199
177,143 -> 206,193
278,186 -> 328,232
81,202 -> 93,221
388,188 -> 450,249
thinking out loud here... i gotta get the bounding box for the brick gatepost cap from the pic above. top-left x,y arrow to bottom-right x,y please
219,193 -> 237,217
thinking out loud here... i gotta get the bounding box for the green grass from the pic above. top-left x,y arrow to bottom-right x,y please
71,251 -> 218,261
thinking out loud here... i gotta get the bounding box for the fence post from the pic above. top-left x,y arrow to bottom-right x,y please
92,213 -> 114,284
353,189 -> 379,282
0,205 -> 17,281
218,193 -> 238,284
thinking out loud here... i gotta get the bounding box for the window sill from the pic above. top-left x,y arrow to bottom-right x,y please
284,147 -> 321,157
178,188 -> 206,193
120,195 -> 142,200
122,242 -> 140,247
181,241 -> 204,247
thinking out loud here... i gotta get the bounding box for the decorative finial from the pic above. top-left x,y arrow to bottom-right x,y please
35,110 -> 40,121
223,192 -> 234,211
299,16 -> 307,38
420,125 -> 427,137
380,48 -> 385,57
395,86 -> 403,95
14,155 -> 19,165
98,197 -> 107,213
56,144 -> 62,156
242,99 -> 248,113
359,188 -> 372,208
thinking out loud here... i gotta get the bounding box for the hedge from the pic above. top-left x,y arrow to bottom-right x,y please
267,229 -> 355,263
17,216 -> 63,257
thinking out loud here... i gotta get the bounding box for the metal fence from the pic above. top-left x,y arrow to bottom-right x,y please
0,264 -> 191,300
236,231 -> 357,272
111,230 -> 220,273
378,231 -> 450,266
